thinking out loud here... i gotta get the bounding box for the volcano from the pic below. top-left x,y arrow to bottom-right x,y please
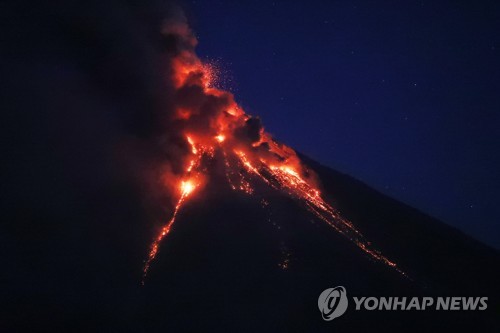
5,155 -> 500,331
2,2 -> 499,332
132,155 -> 500,332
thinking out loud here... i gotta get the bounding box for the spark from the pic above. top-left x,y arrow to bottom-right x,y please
215,134 -> 225,143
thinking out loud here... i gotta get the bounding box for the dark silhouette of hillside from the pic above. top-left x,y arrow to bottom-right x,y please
132,157 -> 500,332
3,147 -> 500,332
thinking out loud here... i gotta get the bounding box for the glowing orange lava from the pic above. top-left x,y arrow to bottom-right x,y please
215,134 -> 225,143
142,178 -> 199,284
181,180 -> 196,196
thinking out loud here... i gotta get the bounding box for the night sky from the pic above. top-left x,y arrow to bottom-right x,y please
184,0 -> 500,248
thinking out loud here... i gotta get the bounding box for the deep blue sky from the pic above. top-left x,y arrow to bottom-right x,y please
184,0 -> 500,248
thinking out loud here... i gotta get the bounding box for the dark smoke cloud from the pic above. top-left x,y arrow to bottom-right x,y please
235,116 -> 264,144
144,13 -> 273,174
0,1 -> 201,329
1,1 -> 287,329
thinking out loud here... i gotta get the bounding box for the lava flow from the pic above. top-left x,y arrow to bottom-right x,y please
141,179 -> 196,283
142,19 -> 406,282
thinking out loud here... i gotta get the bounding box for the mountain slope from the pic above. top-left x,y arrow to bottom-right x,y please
3,148 -> 499,332
134,157 -> 500,332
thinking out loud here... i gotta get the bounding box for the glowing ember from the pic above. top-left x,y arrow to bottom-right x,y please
141,19 -> 407,282
186,136 -> 198,154
181,180 -> 196,195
